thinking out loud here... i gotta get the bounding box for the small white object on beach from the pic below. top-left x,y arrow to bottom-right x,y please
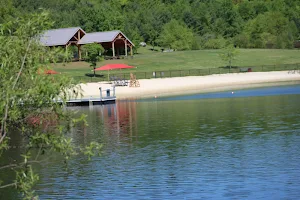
155,95 -> 157,98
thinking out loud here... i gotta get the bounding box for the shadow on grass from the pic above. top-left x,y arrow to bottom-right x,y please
219,66 -> 239,69
85,73 -> 105,78
149,48 -> 159,52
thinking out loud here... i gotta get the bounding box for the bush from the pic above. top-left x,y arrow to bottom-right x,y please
233,33 -> 250,48
203,36 -> 227,49
191,35 -> 202,50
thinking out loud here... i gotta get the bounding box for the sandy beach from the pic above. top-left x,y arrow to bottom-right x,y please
76,71 -> 300,99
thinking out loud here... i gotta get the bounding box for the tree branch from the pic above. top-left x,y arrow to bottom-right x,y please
0,164 -> 18,170
0,182 -> 16,189
0,40 -> 32,144
0,159 -> 50,171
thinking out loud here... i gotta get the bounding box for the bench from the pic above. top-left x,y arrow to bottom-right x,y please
110,76 -> 128,86
240,68 -> 252,72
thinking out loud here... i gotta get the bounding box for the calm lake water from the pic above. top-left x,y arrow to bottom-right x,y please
1,84 -> 300,199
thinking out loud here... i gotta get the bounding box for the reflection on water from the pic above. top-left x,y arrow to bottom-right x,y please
1,86 -> 300,199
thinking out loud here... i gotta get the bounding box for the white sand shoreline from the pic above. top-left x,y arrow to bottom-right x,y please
76,71 -> 300,99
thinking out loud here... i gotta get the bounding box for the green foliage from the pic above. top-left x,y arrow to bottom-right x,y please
124,26 -> 142,53
158,19 -> 194,50
0,11 -> 102,198
81,142 -> 102,161
16,157 -> 39,200
0,0 -> 16,23
83,43 -> 104,68
0,138 -> 9,157
219,44 -> 240,68
200,33 -> 227,49
233,33 -> 250,48
244,11 -> 297,48
2,0 -> 299,50
83,43 -> 104,76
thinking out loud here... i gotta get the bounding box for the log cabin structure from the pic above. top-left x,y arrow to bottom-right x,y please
40,27 -> 134,60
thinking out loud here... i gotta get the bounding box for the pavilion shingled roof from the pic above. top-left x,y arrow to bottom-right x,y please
39,27 -> 85,46
78,30 -> 134,46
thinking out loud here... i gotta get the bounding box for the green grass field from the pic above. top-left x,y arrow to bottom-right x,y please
52,48 -> 300,82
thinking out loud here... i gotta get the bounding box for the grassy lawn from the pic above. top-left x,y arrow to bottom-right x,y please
51,47 -> 300,81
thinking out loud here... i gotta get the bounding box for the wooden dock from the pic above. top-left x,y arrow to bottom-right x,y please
60,86 -> 116,106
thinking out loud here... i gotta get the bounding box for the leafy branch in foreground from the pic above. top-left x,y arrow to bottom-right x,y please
0,12 -> 102,199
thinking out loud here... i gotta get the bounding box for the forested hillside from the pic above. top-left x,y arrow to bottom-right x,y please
1,0 -> 300,50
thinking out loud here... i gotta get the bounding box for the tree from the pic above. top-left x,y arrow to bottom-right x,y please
219,44 -> 239,68
124,26 -> 142,54
82,43 -> 104,77
244,11 -> 296,48
3,0 -> 299,51
0,12 -> 101,199
136,1 -> 171,50
158,19 -> 194,50
0,0 -> 16,23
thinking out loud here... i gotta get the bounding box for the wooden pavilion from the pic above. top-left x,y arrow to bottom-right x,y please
40,27 -> 134,60
39,27 -> 85,58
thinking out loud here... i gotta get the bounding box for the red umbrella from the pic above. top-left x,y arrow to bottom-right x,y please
95,64 -> 134,71
95,64 -> 134,81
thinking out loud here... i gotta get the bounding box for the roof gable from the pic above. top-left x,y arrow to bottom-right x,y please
78,30 -> 134,46
40,27 -> 85,46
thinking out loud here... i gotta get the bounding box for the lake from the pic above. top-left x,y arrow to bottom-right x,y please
1,84 -> 300,199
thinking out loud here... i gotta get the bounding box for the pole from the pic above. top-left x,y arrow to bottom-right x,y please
112,41 -> 115,58
130,45 -> 133,57
125,40 -> 128,57
99,87 -> 102,101
78,45 -> 81,61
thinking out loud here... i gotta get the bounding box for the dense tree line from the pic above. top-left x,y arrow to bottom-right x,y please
1,0 -> 300,50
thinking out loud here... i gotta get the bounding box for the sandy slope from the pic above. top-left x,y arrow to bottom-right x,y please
75,71 -> 300,99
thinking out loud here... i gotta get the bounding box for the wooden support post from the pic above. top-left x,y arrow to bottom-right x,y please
112,41 -> 115,58
130,45 -> 133,57
78,45 -> 81,61
65,43 -> 71,53
125,40 -> 128,57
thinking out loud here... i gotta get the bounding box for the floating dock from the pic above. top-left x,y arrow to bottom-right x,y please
62,86 -> 116,106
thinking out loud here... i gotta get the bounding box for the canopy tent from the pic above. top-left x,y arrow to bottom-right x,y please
95,64 -> 134,71
95,64 -> 134,81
